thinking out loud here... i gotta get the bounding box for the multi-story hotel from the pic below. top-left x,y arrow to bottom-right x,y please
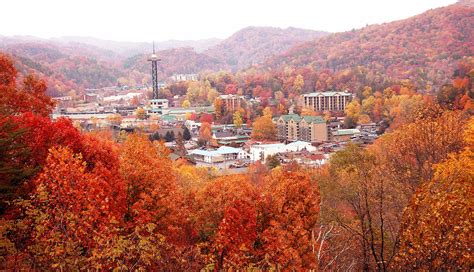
303,91 -> 352,112
218,94 -> 245,112
274,114 -> 328,143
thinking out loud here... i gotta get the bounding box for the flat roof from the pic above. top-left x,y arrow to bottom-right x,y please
303,91 -> 351,97
333,129 -> 361,136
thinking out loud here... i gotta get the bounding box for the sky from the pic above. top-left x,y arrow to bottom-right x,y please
1,0 -> 457,42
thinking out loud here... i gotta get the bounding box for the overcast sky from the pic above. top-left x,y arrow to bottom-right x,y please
1,0 -> 457,42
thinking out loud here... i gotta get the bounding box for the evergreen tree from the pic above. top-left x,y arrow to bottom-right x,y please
165,131 -> 175,142
182,126 -> 192,141
149,132 -> 161,141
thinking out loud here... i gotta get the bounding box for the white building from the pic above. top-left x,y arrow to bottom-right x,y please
103,92 -> 142,103
185,120 -> 201,131
249,143 -> 286,162
148,99 -> 169,114
249,141 -> 317,162
285,141 -> 317,152
172,74 -> 198,82
189,146 -> 248,169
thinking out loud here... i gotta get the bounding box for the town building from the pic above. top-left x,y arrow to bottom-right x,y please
189,146 -> 248,169
218,94 -> 245,112
103,92 -> 142,103
303,91 -> 352,112
52,96 -> 73,108
275,114 -> 328,143
249,141 -> 317,162
148,99 -> 169,114
84,93 -> 99,103
249,143 -> 286,162
212,131 -> 250,147
171,74 -> 198,82
332,128 -> 361,141
277,151 -> 330,167
172,95 -> 185,107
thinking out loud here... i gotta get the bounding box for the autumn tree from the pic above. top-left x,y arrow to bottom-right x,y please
374,106 -> 468,191
182,99 -> 191,108
107,113 -> 122,126
135,107 -> 146,120
233,111 -> 243,128
0,54 -> 55,117
323,143 -> 404,271
301,107 -> 318,116
175,133 -> 186,157
214,98 -> 223,120
260,168 -> 320,270
199,122 -> 212,143
393,147 -> 473,270
262,106 -> 273,119
251,115 -> 276,141
344,99 -> 361,123
318,108 -> 470,270
193,175 -> 259,270
3,147 -> 124,270
0,117 -> 31,213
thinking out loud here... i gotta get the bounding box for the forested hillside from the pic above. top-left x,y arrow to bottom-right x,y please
205,26 -> 328,70
0,41 -> 124,96
263,2 -> 474,91
1,3 -> 472,97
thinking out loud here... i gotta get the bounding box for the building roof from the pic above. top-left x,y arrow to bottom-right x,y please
160,114 -> 177,122
279,114 -> 302,122
149,99 -> 169,102
286,141 -> 312,148
333,129 -> 361,136
251,143 -> 286,150
303,91 -> 351,97
302,115 -> 326,124
190,146 -> 243,157
219,94 -> 244,99
214,131 -> 234,138
216,146 -> 242,154
278,114 -> 326,124
189,149 -> 221,157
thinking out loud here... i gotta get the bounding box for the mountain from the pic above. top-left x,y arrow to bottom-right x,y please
205,27 -> 329,70
51,36 -> 223,56
263,2 -> 474,90
0,26 -> 327,95
2,2 -> 472,97
0,39 -> 126,96
122,47 -> 225,82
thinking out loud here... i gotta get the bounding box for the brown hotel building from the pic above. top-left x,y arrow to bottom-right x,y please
274,114 -> 328,143
303,91 -> 352,112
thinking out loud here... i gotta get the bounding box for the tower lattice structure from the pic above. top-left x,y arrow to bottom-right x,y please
148,42 -> 161,99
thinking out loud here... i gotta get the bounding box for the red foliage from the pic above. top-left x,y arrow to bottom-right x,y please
224,83 -> 237,95
199,113 -> 214,123
0,54 -> 55,116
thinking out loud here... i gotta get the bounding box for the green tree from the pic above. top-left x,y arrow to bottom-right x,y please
265,154 -> 280,169
164,131 -> 175,142
182,126 -> 192,141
